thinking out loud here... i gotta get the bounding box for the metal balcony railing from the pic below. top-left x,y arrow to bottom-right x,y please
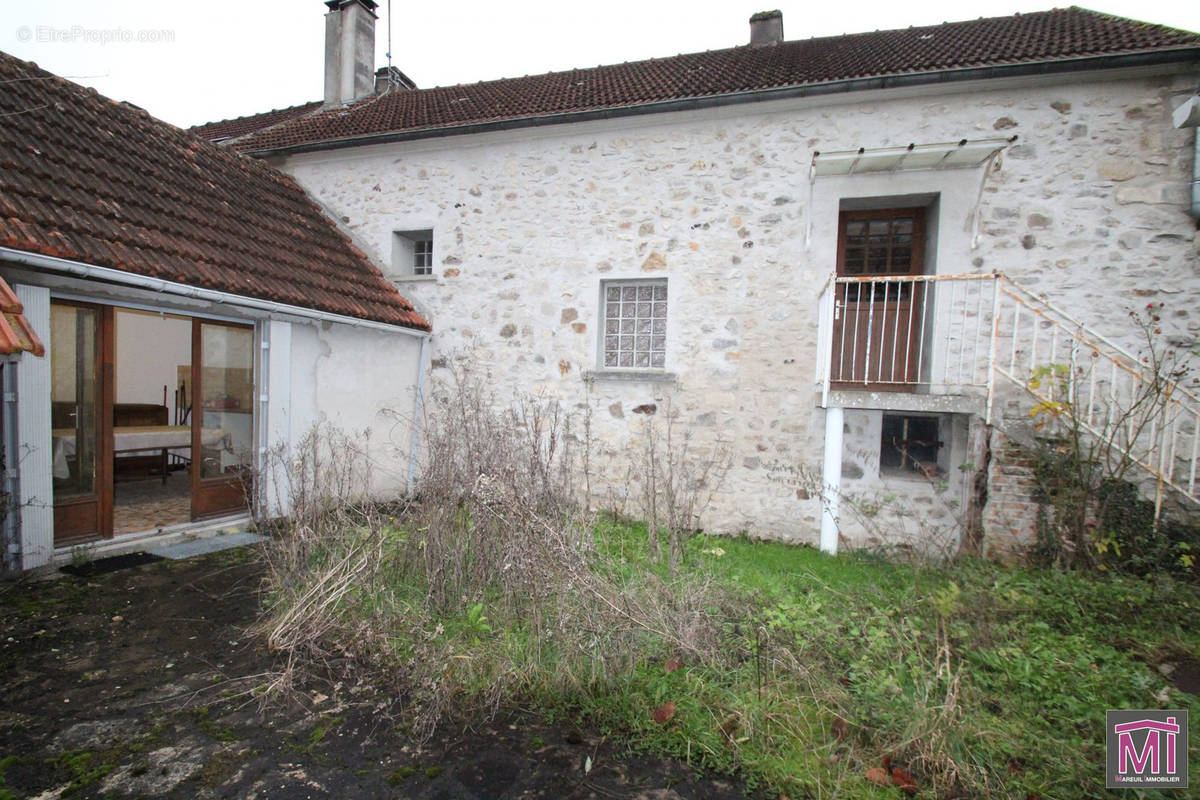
815,272 -> 1199,509
816,273 -> 997,396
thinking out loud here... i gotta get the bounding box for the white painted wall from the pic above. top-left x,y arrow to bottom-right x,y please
114,309 -> 191,407
275,68 -> 1200,546
284,318 -> 424,501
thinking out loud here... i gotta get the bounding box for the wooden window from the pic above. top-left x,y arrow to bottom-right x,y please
841,212 -> 920,276
832,207 -> 927,387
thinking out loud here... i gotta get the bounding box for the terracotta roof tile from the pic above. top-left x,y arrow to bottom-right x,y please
233,7 -> 1200,153
0,275 -> 45,357
189,101 -> 325,142
0,52 -> 428,331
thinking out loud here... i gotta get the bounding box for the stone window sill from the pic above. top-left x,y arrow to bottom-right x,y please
583,369 -> 677,384
392,275 -> 438,283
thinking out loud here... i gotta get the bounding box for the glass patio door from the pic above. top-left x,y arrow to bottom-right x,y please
51,302 -> 114,544
190,320 -> 254,519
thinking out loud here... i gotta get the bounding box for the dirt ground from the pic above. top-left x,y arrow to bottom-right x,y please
0,547 -> 751,799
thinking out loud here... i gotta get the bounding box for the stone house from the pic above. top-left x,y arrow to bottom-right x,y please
195,3 -> 1200,554
0,49 -> 430,572
194,3 -> 1200,554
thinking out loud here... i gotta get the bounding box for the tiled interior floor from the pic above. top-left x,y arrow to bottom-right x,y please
112,470 -> 190,535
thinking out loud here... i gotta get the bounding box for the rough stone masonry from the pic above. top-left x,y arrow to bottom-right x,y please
280,69 -> 1200,550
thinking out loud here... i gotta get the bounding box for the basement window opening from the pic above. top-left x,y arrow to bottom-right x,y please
880,414 -> 942,479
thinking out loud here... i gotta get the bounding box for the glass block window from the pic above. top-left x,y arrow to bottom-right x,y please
413,238 -> 433,275
602,280 -> 667,369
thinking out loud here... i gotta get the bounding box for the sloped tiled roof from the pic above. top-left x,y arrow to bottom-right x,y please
0,275 -> 44,357
189,101 -> 324,142
0,52 -> 429,331
234,7 -> 1200,154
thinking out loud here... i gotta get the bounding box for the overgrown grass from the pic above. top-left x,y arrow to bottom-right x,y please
260,513 -> 1198,797
256,378 -> 1197,798
683,531 -> 1198,797
543,522 -> 1195,796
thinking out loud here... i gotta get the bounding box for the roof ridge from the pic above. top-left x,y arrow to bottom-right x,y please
0,52 -> 292,183
189,99 -> 323,132
225,6 -> 1200,153
342,6 -> 1200,95
1067,4 -> 1200,35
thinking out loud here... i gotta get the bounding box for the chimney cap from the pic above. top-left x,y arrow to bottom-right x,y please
749,9 -> 782,22
325,0 -> 378,12
749,9 -> 784,46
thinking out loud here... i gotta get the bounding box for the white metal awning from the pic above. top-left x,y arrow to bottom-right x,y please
810,137 -> 1015,178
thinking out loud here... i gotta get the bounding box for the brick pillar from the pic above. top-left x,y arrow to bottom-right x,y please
982,429 -> 1042,557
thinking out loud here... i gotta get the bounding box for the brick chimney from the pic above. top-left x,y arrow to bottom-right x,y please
324,0 -> 378,106
749,10 -> 784,46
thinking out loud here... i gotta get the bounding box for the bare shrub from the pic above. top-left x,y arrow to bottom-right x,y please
1018,305 -> 1198,573
630,400 -> 731,573
254,362 -> 734,740
251,425 -> 396,698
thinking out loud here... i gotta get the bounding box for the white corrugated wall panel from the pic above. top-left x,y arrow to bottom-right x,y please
262,319 -> 292,518
14,284 -> 53,570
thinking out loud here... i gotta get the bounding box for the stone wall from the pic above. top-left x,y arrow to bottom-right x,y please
279,66 -> 1199,549
838,409 -> 972,553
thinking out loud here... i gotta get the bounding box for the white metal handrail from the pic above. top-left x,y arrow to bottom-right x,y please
816,272 -> 1199,507
990,279 -> 1199,511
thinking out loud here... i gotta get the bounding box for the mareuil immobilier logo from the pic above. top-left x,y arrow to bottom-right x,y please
1106,710 -> 1188,789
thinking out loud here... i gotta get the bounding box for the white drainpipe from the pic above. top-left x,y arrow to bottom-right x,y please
1173,94 -> 1200,219
819,405 -> 843,555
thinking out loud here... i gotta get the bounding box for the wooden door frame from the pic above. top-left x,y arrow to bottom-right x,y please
832,206 -> 928,390
190,318 -> 254,520
52,301 -> 114,545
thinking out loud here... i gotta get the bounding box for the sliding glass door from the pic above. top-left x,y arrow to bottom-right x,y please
190,319 -> 255,519
50,305 -> 255,540
51,302 -> 113,544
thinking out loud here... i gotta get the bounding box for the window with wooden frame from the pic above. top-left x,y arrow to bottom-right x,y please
601,280 -> 667,369
832,206 -> 927,388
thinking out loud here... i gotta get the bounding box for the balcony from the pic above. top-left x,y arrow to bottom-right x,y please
815,272 -> 1199,508
816,273 -> 996,416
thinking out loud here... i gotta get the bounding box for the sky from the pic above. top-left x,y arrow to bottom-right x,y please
2,1 -> 1198,129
